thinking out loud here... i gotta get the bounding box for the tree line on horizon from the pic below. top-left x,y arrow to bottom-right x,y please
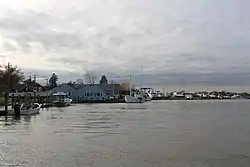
0,63 -> 124,95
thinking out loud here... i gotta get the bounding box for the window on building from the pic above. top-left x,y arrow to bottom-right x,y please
96,93 -> 100,97
68,92 -> 72,97
86,93 -> 90,97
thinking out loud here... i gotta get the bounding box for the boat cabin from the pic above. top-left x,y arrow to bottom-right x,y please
53,92 -> 68,102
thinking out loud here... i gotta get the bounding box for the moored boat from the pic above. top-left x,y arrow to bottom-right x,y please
125,75 -> 146,103
144,92 -> 153,101
8,103 -> 41,115
125,94 -> 146,103
140,88 -> 153,101
52,92 -> 72,107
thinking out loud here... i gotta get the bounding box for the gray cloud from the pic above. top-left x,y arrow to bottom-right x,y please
2,42 -> 17,52
0,12 -> 84,52
1,0 -> 250,87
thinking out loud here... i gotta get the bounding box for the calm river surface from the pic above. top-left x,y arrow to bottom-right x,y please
1,100 -> 250,167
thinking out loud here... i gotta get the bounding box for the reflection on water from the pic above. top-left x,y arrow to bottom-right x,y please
1,101 -> 250,167
23,115 -> 32,122
0,115 -> 32,126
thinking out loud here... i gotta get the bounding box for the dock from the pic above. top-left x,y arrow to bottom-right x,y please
0,91 -> 54,116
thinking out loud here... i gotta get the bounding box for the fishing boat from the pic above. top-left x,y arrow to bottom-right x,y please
140,88 -> 153,101
125,93 -> 146,103
124,75 -> 146,103
8,103 -> 41,115
144,92 -> 153,101
52,92 -> 72,107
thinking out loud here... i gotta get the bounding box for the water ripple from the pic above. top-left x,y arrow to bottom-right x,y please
1,102 -> 250,166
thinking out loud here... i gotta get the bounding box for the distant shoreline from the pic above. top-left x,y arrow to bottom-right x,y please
152,97 -> 250,101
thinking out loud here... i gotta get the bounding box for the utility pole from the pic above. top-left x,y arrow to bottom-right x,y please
33,75 -> 37,82
29,72 -> 32,81
46,79 -> 49,87
111,80 -> 114,97
45,78 -> 49,105
129,74 -> 132,96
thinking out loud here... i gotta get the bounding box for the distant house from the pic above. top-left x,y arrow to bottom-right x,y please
12,79 -> 46,93
9,79 -> 49,102
51,83 -> 127,103
76,84 -> 107,102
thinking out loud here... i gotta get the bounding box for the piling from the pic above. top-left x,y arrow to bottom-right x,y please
11,94 -> 15,108
4,92 -> 8,115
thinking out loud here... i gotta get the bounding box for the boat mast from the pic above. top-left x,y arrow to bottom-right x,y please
129,74 -> 132,96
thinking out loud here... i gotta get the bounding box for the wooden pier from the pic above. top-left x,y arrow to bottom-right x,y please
0,91 -> 53,116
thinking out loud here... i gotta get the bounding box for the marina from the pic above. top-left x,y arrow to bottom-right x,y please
1,63 -> 250,116
0,0 -> 250,166
1,89 -> 249,117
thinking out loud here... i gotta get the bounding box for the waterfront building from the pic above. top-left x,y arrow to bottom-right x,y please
51,83 -> 125,103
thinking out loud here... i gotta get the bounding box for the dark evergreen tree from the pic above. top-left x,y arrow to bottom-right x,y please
49,73 -> 58,88
99,75 -> 108,84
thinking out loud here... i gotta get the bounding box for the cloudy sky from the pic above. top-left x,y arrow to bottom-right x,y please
0,0 -> 250,89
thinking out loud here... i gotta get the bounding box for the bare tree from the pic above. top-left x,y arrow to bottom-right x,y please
83,71 -> 97,84
76,78 -> 84,84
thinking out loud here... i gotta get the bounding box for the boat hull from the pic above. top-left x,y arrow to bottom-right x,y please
125,96 -> 146,103
53,98 -> 72,107
145,93 -> 153,101
53,101 -> 67,107
8,104 -> 41,115
65,98 -> 72,106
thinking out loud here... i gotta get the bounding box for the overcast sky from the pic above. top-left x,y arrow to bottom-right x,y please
0,0 -> 250,88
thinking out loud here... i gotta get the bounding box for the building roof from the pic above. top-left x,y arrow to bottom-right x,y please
98,83 -> 121,91
73,84 -> 85,90
13,80 -> 46,92
52,83 -> 130,92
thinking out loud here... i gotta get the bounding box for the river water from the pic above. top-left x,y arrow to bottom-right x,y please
1,100 -> 250,167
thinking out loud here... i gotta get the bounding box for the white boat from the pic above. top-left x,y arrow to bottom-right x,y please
231,94 -> 245,100
8,103 -> 41,115
65,98 -> 73,105
140,88 -> 153,101
53,92 -> 72,107
144,93 -> 153,101
125,94 -> 146,103
231,94 -> 241,99
125,75 -> 146,103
